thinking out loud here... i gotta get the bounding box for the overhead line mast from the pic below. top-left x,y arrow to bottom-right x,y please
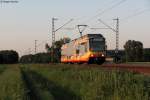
52,18 -> 58,48
97,18 -> 119,63
35,40 -> 37,54
51,18 -> 73,62
113,18 -> 119,54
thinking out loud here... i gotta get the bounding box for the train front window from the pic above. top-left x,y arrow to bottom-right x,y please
89,39 -> 105,52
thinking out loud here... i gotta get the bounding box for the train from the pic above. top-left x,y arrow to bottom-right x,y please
61,34 -> 106,64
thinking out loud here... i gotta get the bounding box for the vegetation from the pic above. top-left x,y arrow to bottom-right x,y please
21,67 -> 54,100
0,50 -> 19,64
0,65 -> 29,100
0,64 -> 149,100
45,37 -> 71,63
107,48 -> 150,62
20,37 -> 71,64
27,64 -> 150,100
107,40 -> 150,62
20,53 -> 51,64
143,48 -> 150,62
0,65 -> 7,75
124,40 -> 143,62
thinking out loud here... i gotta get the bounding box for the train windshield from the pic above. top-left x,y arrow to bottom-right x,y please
89,38 -> 105,52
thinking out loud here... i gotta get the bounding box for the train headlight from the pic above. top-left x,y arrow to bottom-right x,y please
91,54 -> 94,57
101,54 -> 104,57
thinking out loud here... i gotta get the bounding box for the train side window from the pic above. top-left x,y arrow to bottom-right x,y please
76,49 -> 79,54
81,42 -> 87,52
84,44 -> 87,52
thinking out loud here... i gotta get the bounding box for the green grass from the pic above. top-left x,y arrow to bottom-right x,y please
25,64 -> 150,100
21,67 -> 54,100
0,65 -> 7,74
0,64 -> 150,100
0,65 -> 29,100
125,62 -> 150,66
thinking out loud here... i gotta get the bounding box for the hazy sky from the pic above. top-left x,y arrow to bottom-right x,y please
0,0 -> 150,56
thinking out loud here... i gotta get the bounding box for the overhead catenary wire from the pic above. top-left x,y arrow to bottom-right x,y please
55,0 -> 149,49
73,0 -> 120,23
67,0 -> 127,39
23,40 -> 49,55
81,0 -> 127,25
121,8 -> 150,23
93,8 -> 150,29
63,0 -> 127,35
36,40 -> 49,47
61,0 -> 129,41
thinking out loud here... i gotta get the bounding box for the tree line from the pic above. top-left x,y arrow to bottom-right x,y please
0,39 -> 150,64
124,40 -> 143,62
19,53 -> 51,64
20,37 -> 70,64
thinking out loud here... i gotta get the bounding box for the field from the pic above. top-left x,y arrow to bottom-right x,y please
0,64 -> 150,100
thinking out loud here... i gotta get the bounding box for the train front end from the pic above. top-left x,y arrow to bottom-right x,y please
87,34 -> 106,64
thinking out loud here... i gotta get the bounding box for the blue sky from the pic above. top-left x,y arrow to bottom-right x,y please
0,0 -> 150,56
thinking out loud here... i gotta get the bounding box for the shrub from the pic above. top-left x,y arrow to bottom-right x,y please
20,53 -> 51,64
0,50 -> 19,64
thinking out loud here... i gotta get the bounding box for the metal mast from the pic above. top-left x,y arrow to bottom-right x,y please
51,18 -> 73,63
52,18 -> 58,46
98,18 -> 119,63
51,18 -> 58,62
113,18 -> 119,54
35,40 -> 37,54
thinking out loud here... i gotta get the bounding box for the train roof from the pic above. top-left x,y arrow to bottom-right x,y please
72,33 -> 104,41
62,34 -> 105,46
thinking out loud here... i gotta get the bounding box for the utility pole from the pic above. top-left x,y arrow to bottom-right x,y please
52,18 -> 58,47
113,18 -> 119,62
51,18 -> 57,62
35,40 -> 37,54
51,18 -> 73,63
98,18 -> 119,63
51,18 -> 58,62
113,18 -> 119,53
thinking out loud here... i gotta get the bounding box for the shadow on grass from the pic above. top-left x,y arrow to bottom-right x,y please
21,69 -> 40,100
21,68 -> 81,100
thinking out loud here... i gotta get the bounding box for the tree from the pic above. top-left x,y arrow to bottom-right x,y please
124,40 -> 143,62
53,37 -> 71,62
45,43 -> 51,53
19,53 -> 51,64
45,37 -> 71,63
0,50 -> 19,64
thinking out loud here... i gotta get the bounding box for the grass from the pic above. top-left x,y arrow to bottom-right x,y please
26,64 -> 150,100
0,64 -> 6,74
21,67 -> 54,100
0,65 -> 29,100
0,64 -> 149,100
125,62 -> 150,66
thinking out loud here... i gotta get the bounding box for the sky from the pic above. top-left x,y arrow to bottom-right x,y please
0,0 -> 150,56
